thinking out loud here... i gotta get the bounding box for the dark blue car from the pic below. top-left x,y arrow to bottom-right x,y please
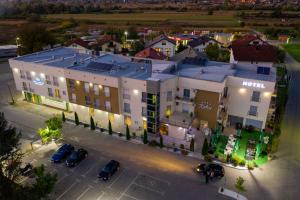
98,160 -> 120,181
51,144 -> 74,163
65,148 -> 88,167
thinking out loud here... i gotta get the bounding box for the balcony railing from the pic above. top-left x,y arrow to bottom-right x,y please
53,81 -> 59,86
124,108 -> 131,114
248,111 -> 258,116
22,86 -> 28,91
175,96 -> 194,103
251,96 -> 260,102
123,94 -> 131,100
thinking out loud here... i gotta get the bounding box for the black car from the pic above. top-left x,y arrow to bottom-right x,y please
98,160 -> 120,181
66,149 -> 88,167
51,144 -> 74,163
20,163 -> 34,177
196,163 -> 224,178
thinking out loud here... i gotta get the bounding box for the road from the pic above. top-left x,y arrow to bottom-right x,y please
1,54 -> 300,199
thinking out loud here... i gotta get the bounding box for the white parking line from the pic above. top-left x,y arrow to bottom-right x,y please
138,172 -> 171,186
56,174 -> 69,184
76,186 -> 91,200
123,194 -> 140,200
81,163 -> 98,177
116,174 -> 139,200
132,183 -> 165,196
96,191 -> 104,200
107,168 -> 126,188
56,180 -> 79,200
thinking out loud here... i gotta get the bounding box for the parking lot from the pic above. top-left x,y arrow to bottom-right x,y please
21,141 -> 230,200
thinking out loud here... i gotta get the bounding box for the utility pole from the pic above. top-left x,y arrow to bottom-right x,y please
7,84 -> 15,104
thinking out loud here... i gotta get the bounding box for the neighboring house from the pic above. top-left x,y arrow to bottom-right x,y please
170,47 -> 207,64
146,35 -> 176,58
98,36 -> 123,53
188,36 -> 222,52
168,34 -> 199,47
135,48 -> 167,60
229,35 -> 277,68
67,38 -> 92,54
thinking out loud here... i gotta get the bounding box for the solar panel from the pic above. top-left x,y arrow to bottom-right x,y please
85,61 -> 114,72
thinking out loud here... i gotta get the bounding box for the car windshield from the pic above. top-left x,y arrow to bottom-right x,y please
102,165 -> 111,172
69,152 -> 77,160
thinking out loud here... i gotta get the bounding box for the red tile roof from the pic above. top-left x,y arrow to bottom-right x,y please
67,38 -> 90,49
135,48 -> 167,60
231,35 -> 277,63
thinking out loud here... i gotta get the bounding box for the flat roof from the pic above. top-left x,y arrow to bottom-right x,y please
0,45 -> 17,50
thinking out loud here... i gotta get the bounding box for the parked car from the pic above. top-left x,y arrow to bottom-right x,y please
51,144 -> 74,163
20,163 -> 34,177
66,148 -> 88,167
196,163 -> 224,178
98,160 -> 120,181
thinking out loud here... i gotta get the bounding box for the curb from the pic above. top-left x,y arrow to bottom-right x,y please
213,160 -> 249,170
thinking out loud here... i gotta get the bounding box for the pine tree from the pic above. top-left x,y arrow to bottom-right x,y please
126,124 -> 131,140
190,138 -> 195,152
159,135 -> 164,148
108,120 -> 112,135
90,116 -> 95,130
143,129 -> 148,144
202,138 -> 209,156
74,112 -> 79,125
62,112 -> 66,122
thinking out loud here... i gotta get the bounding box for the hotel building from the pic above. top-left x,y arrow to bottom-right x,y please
9,47 -> 276,141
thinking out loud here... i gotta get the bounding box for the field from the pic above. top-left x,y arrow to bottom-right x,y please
45,11 -> 240,28
283,44 -> 300,62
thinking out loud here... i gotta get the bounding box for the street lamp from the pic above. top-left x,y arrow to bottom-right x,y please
124,31 -> 128,41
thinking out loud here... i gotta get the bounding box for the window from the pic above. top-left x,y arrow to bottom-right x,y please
48,88 -> 53,97
62,91 -> 66,95
22,82 -> 27,90
94,99 -> 100,108
124,102 -> 131,113
53,76 -> 59,86
46,75 -> 51,85
84,82 -> 89,93
251,91 -> 260,102
71,93 -> 76,102
26,71 -> 32,81
167,91 -> 172,102
142,107 -> 147,117
123,88 -> 130,100
124,115 -> 132,126
94,84 -> 99,95
28,83 -> 34,92
162,41 -> 166,45
142,92 -> 147,102
257,67 -> 270,75
69,79 -> 75,89
54,89 -> 60,98
249,105 -> 258,116
20,70 -> 25,79
105,101 -> 111,111
85,96 -> 91,106
182,103 -> 189,113
104,87 -> 110,97
183,89 -> 190,98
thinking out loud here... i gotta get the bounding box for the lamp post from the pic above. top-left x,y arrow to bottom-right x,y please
16,37 -> 20,56
124,31 -> 128,48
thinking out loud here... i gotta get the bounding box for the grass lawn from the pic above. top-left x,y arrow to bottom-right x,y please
283,44 -> 300,62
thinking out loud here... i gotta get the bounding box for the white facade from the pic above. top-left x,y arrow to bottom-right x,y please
151,40 -> 176,57
192,40 -> 219,52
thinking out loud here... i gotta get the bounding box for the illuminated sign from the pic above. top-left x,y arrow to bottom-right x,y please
242,81 -> 265,89
33,77 -> 44,86
199,101 -> 212,110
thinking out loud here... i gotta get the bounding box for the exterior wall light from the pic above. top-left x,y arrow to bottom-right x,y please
239,88 -> 246,94
40,73 -> 45,78
76,80 -> 80,84
133,89 -> 139,95
89,83 -> 93,87
13,68 -> 18,73
59,77 -> 65,82
31,71 -> 36,76
264,92 -> 271,97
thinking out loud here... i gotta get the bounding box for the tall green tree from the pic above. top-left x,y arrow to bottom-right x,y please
204,44 -> 219,60
38,116 -> 62,143
62,112 -> 66,122
190,138 -> 195,152
143,129 -> 148,144
159,135 -> 164,148
202,138 -> 209,156
17,24 -> 55,55
74,112 -> 79,125
126,125 -> 131,140
176,41 -> 187,53
90,116 -> 95,130
108,120 -> 112,135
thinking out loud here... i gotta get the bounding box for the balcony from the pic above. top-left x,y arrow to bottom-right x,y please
251,96 -> 260,102
22,86 -> 28,91
123,94 -> 131,100
160,111 -> 192,128
123,108 -> 131,114
53,81 -> 59,87
248,111 -> 258,117
175,96 -> 194,104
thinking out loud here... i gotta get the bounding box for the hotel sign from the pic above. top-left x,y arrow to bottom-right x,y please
33,77 -> 44,86
242,81 -> 265,89
198,101 -> 212,111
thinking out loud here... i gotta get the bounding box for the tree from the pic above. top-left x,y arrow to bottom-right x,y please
17,24 -> 55,55
176,41 -> 187,53
130,40 -> 145,56
74,112 -> 79,125
159,135 -> 164,148
127,26 -> 138,40
38,116 -> 62,143
143,129 -> 148,144
202,138 -> 209,156
45,116 -> 62,130
190,138 -> 195,152
90,116 -> 95,130
108,120 -> 112,135
205,44 -> 219,60
31,164 -> 57,199
126,124 -> 131,140
235,176 -> 246,192
62,112 -> 66,122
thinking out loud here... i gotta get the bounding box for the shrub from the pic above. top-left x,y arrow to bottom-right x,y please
181,149 -> 188,155
204,155 -> 212,162
143,129 -> 148,144
108,120 -> 112,135
126,125 -> 131,140
239,159 -> 246,166
62,112 -> 66,122
159,135 -> 164,148
190,138 -> 195,152
202,138 -> 209,156
100,127 -> 104,132
118,132 -> 123,137
247,162 -> 254,170
235,176 -> 246,192
148,140 -> 158,147
74,112 -> 79,125
83,124 -> 89,128
180,144 -> 185,149
90,116 -> 95,130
